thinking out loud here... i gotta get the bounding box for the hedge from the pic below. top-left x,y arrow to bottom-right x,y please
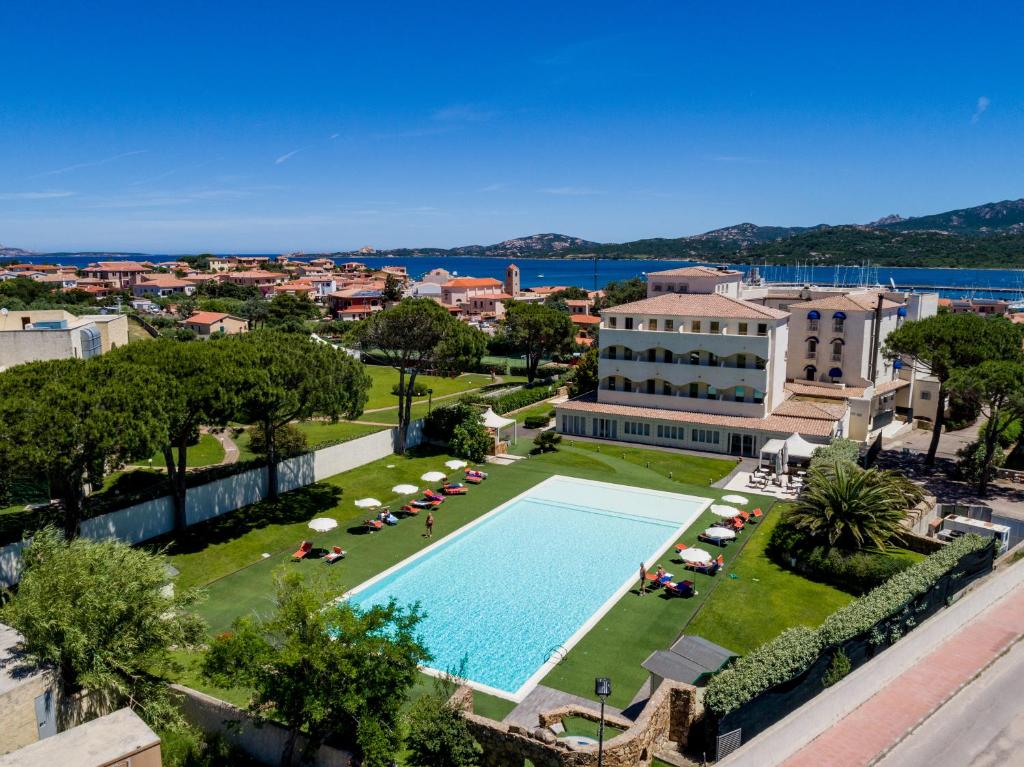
489,384 -> 557,415
704,534 -> 992,717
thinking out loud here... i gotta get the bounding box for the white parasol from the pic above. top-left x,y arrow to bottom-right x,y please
722,494 -> 749,505
445,459 -> 468,470
710,504 -> 741,518
421,471 -> 447,482
308,517 -> 338,532
391,484 -> 418,494
679,548 -> 713,565
354,498 -> 382,509
703,527 -> 736,540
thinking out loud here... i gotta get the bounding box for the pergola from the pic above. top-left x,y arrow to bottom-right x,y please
481,407 -> 516,449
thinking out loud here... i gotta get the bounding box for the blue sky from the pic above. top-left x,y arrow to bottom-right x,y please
1,1 -> 1021,253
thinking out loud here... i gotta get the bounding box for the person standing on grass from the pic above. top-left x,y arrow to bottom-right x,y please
425,511 -> 434,538
639,562 -> 647,596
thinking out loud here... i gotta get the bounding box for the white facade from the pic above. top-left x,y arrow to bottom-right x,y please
0,310 -> 129,371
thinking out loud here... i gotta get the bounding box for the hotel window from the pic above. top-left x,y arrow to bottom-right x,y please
609,317 -> 617,328
689,382 -> 699,398
737,353 -> 747,368
807,338 -> 817,357
738,322 -> 748,335
625,317 -> 634,330
624,348 -> 633,360
607,377 -> 616,391
708,386 -> 718,398
692,320 -> 702,333
647,380 -> 656,394
653,283 -> 662,292
689,351 -> 700,365
735,386 -> 745,402
647,348 -> 657,362
710,321 -> 720,334
921,391 -> 932,401
833,313 -> 845,332
649,319 -> 658,331
665,319 -> 674,331
663,349 -> 672,363
662,381 -> 672,395
757,323 -> 768,336
657,425 -> 664,437
832,340 -> 843,361
644,423 -> 650,436
708,352 -> 719,366
753,389 -> 764,404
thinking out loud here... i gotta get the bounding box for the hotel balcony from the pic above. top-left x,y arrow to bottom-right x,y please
596,388 -> 769,418
599,358 -> 769,393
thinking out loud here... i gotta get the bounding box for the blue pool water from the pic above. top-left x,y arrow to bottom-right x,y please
346,476 -> 708,697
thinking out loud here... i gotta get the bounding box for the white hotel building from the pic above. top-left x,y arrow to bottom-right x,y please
556,267 -> 937,457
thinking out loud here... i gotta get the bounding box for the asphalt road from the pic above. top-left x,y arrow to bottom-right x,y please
875,638 -> 1024,767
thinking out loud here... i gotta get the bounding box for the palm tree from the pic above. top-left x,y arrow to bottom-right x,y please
788,462 -> 917,552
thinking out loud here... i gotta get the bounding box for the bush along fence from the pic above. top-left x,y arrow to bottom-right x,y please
703,534 -> 996,760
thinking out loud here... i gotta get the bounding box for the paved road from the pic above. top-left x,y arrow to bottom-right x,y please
875,638 -> 1024,767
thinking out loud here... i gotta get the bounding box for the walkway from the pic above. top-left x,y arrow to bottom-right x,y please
783,581 -> 1024,767
210,428 -> 239,465
502,685 -> 625,729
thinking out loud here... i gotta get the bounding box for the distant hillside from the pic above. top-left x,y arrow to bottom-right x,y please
875,198 -> 1024,235
0,244 -> 36,258
343,233 -> 599,260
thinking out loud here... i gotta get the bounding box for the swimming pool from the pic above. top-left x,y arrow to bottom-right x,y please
345,475 -> 710,700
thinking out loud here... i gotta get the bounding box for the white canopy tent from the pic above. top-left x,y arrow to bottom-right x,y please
783,432 -> 819,461
481,407 -> 516,448
760,432 -> 820,471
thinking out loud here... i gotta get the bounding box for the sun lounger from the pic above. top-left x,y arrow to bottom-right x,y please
324,546 -> 346,564
698,533 -> 729,546
664,580 -> 696,598
410,498 -> 442,508
364,519 -> 384,532
400,504 -> 421,515
674,543 -> 688,553
442,484 -> 468,495
292,540 -> 312,560
423,490 -> 444,502
464,469 -> 487,479
464,475 -> 484,484
752,508 -> 763,520
644,572 -> 674,588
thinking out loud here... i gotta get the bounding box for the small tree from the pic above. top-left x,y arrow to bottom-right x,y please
382,272 -> 404,302
406,690 -> 481,767
358,300 -> 486,453
247,422 -> 308,458
0,528 -> 205,727
232,330 -> 370,497
947,360 -> 1024,495
599,277 -> 646,308
202,572 -> 429,767
449,418 -> 491,462
502,301 -> 574,382
567,347 -> 599,396
0,357 -> 166,537
265,293 -> 322,332
884,314 -> 1024,465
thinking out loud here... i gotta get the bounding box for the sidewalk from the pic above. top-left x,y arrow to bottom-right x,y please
784,583 -> 1024,767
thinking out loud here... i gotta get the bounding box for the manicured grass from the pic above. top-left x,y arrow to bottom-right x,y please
683,510 -> 854,654
511,401 -> 557,425
567,439 -> 737,487
560,715 -> 624,739
292,420 -> 387,447
126,316 -> 155,342
145,433 -> 225,468
361,366 -> 495,411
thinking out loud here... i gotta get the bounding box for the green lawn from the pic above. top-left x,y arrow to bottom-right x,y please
361,366 -> 496,411
683,510 -> 854,654
144,433 -> 225,468
292,420 -> 387,447
126,316 -> 155,342
511,401 -> 557,425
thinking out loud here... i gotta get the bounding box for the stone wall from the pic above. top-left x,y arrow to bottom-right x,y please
0,669 -> 53,755
452,680 -> 701,767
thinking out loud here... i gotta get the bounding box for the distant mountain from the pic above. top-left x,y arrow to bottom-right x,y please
874,198 -> 1024,235
343,233 -> 599,260
0,244 -> 36,258
688,222 -> 819,247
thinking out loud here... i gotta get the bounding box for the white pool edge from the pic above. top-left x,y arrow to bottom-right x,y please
342,474 -> 712,703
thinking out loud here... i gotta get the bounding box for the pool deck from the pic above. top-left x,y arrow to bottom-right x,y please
502,684 -> 626,729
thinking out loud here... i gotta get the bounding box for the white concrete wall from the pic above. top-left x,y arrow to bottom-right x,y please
0,421 -> 422,586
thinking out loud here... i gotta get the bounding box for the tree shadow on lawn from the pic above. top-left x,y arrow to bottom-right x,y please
149,483 -> 344,557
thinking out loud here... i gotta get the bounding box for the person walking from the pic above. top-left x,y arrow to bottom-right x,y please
638,562 -> 647,596
425,511 -> 434,538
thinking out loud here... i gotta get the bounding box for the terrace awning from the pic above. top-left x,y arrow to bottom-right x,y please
481,407 -> 516,446
642,636 -> 738,685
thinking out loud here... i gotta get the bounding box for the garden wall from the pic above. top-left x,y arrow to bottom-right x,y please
0,421 -> 423,585
172,685 -> 354,767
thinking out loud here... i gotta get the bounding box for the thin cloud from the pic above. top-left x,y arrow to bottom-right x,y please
971,96 -> 990,124
540,186 -> 605,196
479,183 -> 508,193
33,150 -> 149,178
274,148 -> 303,165
433,104 -> 495,122
329,132 -> 340,140
0,191 -> 75,200
129,168 -> 178,186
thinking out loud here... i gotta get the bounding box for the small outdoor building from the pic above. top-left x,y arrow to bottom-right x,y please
481,407 -> 516,452
642,635 -> 737,689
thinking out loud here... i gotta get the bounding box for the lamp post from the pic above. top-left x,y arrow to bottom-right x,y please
595,677 -> 611,767
427,388 -> 434,415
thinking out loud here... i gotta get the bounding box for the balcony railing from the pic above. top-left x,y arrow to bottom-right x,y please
602,354 -> 766,369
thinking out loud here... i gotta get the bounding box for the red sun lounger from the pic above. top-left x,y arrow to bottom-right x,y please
292,540 -> 313,560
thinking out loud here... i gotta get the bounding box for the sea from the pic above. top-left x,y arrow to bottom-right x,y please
12,253 -> 1024,302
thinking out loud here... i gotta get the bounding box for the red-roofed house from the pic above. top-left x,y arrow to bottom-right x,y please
467,293 -> 512,318
181,312 -> 249,338
132,276 -> 196,298
82,261 -> 150,289
441,277 -> 504,306
224,270 -> 286,295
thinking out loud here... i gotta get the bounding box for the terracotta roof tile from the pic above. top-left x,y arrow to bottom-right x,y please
443,278 -> 503,288
647,266 -> 742,278
784,381 -> 867,399
789,292 -> 901,312
603,292 -> 789,320
774,399 -> 849,420
556,395 -> 839,437
874,378 -> 910,395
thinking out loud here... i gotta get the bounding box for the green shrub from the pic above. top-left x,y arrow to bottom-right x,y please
809,438 -> 860,470
956,440 -> 1006,485
391,380 -> 430,397
532,431 -> 562,453
247,423 -> 309,458
822,649 -> 851,688
424,402 -> 479,442
489,384 -> 556,415
449,420 -> 491,463
705,534 -> 992,717
523,414 -> 551,429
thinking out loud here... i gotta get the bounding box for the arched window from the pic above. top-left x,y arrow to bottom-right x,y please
831,338 -> 844,361
832,311 -> 846,332
806,336 -> 818,357
807,309 -> 820,331
804,365 -> 817,381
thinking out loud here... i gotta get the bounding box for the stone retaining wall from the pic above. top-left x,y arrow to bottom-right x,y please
451,680 -> 701,767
